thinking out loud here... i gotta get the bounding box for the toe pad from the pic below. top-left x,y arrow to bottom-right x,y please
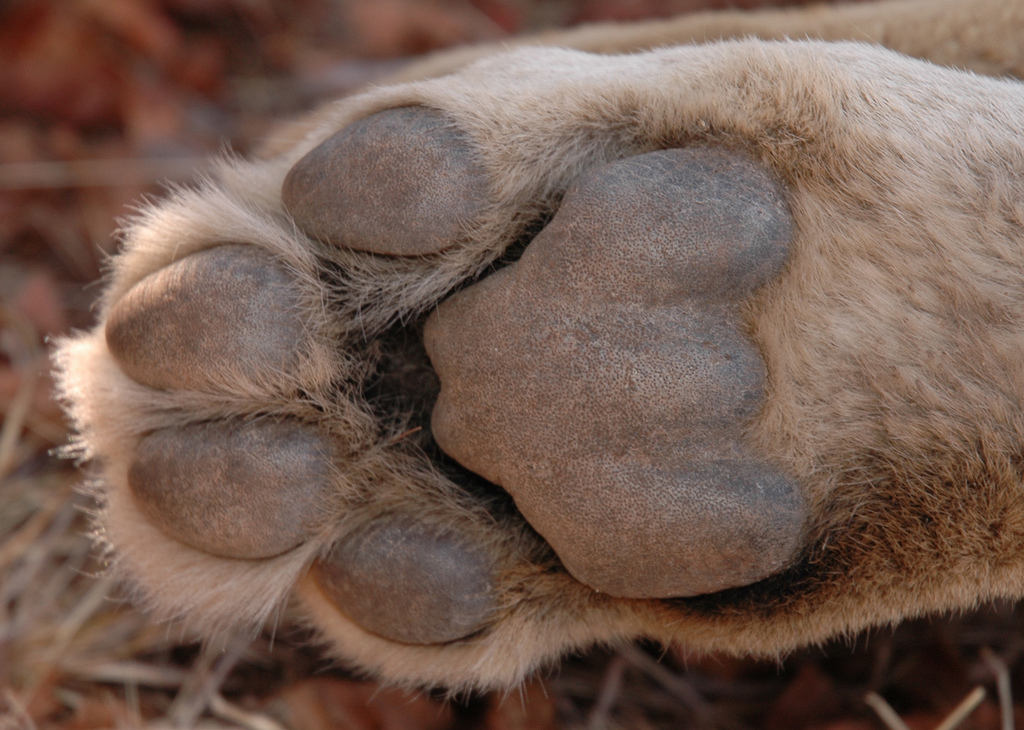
129,419 -> 332,559
106,245 -> 303,392
282,107 -> 488,257
313,516 -> 495,644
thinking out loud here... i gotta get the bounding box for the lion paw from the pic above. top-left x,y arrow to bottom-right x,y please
54,40 -> 1024,689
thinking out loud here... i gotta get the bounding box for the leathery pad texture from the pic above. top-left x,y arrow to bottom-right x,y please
282,106 -> 488,257
425,148 -> 802,598
51,38 -> 1024,690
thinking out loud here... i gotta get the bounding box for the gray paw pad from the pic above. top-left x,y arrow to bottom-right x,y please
129,419 -> 333,559
106,245 -> 303,392
282,107 -> 488,257
425,147 -> 803,599
312,516 -> 494,644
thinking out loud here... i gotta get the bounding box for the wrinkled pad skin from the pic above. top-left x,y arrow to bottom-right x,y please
312,516 -> 495,644
105,245 -> 303,392
425,147 -> 803,599
129,419 -> 333,559
282,107 -> 489,256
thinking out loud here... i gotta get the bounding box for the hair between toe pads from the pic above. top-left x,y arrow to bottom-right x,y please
426,147 -> 804,599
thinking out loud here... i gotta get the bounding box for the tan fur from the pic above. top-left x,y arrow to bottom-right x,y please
52,0 -> 1024,690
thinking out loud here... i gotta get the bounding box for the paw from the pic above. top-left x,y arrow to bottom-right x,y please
54,40 -> 1024,689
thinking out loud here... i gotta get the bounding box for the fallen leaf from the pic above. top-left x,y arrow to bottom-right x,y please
810,721 -> 876,730
0,4 -> 125,127
263,677 -> 453,730
61,696 -> 138,730
484,679 -> 557,730
80,0 -> 182,65
763,662 -> 841,730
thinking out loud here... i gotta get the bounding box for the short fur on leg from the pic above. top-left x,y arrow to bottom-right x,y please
53,0 -> 1024,691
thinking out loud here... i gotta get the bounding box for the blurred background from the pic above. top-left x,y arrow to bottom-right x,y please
2,0 -> 1024,727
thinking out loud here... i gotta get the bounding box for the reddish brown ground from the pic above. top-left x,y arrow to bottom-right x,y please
1,1 -> 1019,728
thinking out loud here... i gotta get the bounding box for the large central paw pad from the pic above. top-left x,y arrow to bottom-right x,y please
425,148 -> 804,599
